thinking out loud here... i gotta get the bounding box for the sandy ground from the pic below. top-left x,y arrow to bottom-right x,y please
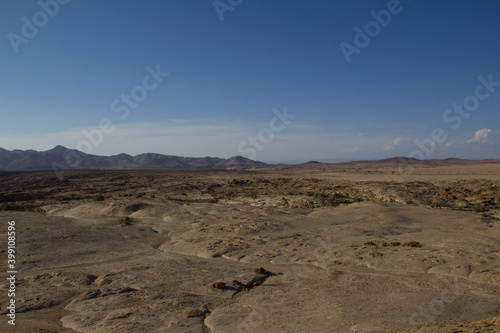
0,163 -> 499,332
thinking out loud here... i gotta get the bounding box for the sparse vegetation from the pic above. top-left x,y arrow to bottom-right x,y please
196,198 -> 219,203
431,201 -> 452,209
92,194 -> 105,202
247,191 -> 259,201
470,204 -> 488,212
119,216 -> 135,225
452,204 -> 490,213
309,191 -> 361,207
402,241 -> 421,247
1,203 -> 43,212
413,188 -> 436,206
381,241 -> 401,247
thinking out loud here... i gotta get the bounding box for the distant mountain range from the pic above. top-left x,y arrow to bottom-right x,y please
0,146 -> 267,171
1,146 -> 498,172
289,156 -> 500,168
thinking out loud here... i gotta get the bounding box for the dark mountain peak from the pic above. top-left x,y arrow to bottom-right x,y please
379,157 -> 419,163
110,152 -> 133,159
223,156 -> 267,168
49,145 -> 69,153
226,155 -> 246,162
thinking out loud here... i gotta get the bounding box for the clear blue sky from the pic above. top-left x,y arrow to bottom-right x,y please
1,0 -> 499,162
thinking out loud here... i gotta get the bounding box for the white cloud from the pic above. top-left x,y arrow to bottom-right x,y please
444,140 -> 456,148
382,137 -> 402,152
382,144 -> 395,152
467,128 -> 500,145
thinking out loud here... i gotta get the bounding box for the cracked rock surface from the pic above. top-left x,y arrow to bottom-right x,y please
0,165 -> 499,332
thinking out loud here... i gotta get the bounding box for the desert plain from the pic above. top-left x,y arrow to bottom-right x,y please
0,159 -> 499,332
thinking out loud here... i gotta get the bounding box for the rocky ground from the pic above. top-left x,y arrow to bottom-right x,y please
0,162 -> 499,332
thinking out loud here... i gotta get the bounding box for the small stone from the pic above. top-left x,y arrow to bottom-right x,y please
381,241 -> 400,247
326,270 -> 342,280
212,282 -> 226,290
402,241 -> 421,247
254,267 -> 272,275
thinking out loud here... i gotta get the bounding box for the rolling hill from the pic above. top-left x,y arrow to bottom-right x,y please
0,146 -> 267,171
